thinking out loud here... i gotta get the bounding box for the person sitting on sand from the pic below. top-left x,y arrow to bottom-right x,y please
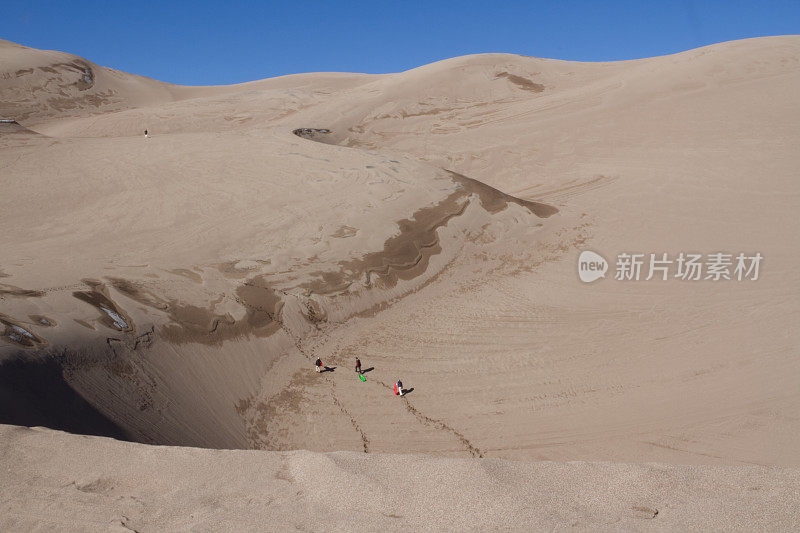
355,357 -> 362,374
144,129 -> 148,138
315,358 -> 323,373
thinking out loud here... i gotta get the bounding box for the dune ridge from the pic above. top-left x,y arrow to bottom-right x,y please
3,423 -> 800,531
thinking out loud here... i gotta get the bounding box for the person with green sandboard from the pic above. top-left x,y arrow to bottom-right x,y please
356,357 -> 366,381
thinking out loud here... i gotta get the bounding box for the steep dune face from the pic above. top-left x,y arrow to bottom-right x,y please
0,39 -> 184,125
0,95 -> 556,448
0,36 -> 798,471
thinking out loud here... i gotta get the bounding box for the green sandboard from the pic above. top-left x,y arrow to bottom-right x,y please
359,374 -> 366,382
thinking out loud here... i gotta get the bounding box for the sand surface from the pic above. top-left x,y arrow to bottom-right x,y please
3,424 -> 799,531
1,36 -> 799,528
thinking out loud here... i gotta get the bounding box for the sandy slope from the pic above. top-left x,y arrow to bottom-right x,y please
2,424 -> 799,531
1,36 -> 800,528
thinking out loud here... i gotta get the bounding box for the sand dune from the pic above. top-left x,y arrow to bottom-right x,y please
0,39 -> 185,125
3,424 -> 799,531
1,36 -> 799,528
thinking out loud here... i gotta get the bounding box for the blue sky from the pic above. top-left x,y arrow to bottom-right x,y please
3,1 -> 798,85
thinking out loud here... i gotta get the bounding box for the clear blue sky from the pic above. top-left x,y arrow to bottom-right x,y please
3,1 -> 798,86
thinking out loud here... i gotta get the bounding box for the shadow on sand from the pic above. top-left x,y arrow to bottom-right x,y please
0,355 -> 131,441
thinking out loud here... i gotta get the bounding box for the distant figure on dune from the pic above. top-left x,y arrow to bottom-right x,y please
315,358 -> 323,373
394,380 -> 404,396
355,357 -> 362,374
144,129 -> 148,138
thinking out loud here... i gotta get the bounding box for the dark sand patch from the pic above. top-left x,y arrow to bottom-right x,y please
159,276 -> 282,345
302,187 -> 468,295
107,278 -> 169,310
448,171 -> 558,218
331,225 -> 358,238
0,314 -> 47,348
216,261 -> 261,279
293,127 -> 341,146
73,280 -> 134,332
167,268 -> 202,283
29,315 -> 57,327
0,283 -> 45,298
300,172 -> 556,295
237,368 -> 318,450
400,107 -> 450,118
293,127 -> 331,139
89,272 -> 284,346
495,71 -> 545,93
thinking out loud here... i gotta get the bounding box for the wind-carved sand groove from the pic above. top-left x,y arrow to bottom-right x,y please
0,315 -> 48,348
73,280 -> 134,333
518,175 -> 617,204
